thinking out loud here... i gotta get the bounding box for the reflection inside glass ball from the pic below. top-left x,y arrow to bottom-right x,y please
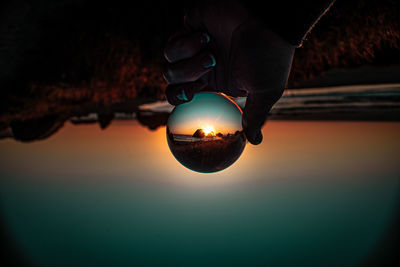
166,92 -> 246,173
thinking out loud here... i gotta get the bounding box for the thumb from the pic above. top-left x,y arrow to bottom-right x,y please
242,91 -> 280,145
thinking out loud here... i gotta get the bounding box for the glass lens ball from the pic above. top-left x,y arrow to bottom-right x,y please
166,92 -> 246,173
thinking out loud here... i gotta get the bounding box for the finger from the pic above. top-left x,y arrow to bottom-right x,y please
242,91 -> 282,145
167,28 -> 187,42
162,51 -> 216,85
166,80 -> 206,105
164,32 -> 211,63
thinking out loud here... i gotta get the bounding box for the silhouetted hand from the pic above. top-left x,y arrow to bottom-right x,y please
163,0 -> 295,144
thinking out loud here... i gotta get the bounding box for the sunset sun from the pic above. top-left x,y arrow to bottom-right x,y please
203,125 -> 215,135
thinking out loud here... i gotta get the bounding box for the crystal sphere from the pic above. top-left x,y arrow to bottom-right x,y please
166,92 -> 246,173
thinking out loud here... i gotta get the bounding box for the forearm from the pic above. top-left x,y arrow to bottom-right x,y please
242,0 -> 335,47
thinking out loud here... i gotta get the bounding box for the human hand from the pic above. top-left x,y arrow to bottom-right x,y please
163,0 -> 295,144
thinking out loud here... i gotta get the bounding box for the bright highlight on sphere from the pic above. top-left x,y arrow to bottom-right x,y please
203,125 -> 215,135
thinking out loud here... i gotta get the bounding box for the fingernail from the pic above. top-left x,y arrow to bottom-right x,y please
202,54 -> 216,68
200,33 -> 210,44
176,89 -> 188,101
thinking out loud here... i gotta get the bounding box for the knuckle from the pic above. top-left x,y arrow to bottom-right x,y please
163,46 -> 175,63
164,40 -> 185,62
162,66 -> 173,84
163,47 -> 171,61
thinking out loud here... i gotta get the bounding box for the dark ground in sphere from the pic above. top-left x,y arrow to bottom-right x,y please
167,131 -> 246,173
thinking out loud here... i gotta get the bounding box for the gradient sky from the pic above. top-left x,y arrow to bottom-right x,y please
0,121 -> 399,266
168,92 -> 243,135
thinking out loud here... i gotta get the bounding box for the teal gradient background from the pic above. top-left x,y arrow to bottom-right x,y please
0,121 -> 399,266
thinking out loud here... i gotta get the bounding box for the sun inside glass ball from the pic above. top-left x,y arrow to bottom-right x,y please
166,92 -> 247,173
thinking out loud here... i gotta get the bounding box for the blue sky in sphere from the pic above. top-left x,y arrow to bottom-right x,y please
168,92 -> 243,135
